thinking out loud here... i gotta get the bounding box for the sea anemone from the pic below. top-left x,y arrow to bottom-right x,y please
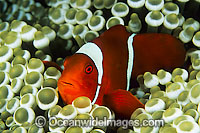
57,104 -> 77,119
36,87 -> 58,110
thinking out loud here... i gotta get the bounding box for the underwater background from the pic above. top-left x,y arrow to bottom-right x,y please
1,0 -> 200,132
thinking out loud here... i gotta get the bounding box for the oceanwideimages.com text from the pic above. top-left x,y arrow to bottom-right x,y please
35,116 -> 165,129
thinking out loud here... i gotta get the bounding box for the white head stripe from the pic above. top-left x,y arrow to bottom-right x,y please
76,42 -> 103,104
127,33 -> 136,91
91,85 -> 101,104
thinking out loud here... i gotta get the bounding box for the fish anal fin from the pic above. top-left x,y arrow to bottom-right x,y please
103,89 -> 144,119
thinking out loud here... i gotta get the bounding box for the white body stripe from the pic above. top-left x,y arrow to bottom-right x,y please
76,42 -> 103,104
127,33 -> 136,91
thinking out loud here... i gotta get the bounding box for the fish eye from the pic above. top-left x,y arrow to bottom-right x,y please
85,65 -> 93,74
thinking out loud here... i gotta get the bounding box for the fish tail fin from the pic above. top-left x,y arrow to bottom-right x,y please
42,61 -> 63,72
103,89 -> 144,119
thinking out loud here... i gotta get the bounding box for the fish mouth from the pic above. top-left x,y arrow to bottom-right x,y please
61,81 -> 73,86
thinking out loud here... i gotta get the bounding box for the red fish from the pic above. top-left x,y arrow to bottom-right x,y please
57,25 -> 186,119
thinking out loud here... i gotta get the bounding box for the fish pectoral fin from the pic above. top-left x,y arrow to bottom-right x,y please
103,89 -> 144,119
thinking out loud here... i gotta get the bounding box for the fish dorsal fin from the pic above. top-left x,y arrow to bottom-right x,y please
76,42 -> 103,104
126,33 -> 136,91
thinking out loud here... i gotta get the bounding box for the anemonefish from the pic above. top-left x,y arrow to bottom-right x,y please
57,25 -> 186,119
